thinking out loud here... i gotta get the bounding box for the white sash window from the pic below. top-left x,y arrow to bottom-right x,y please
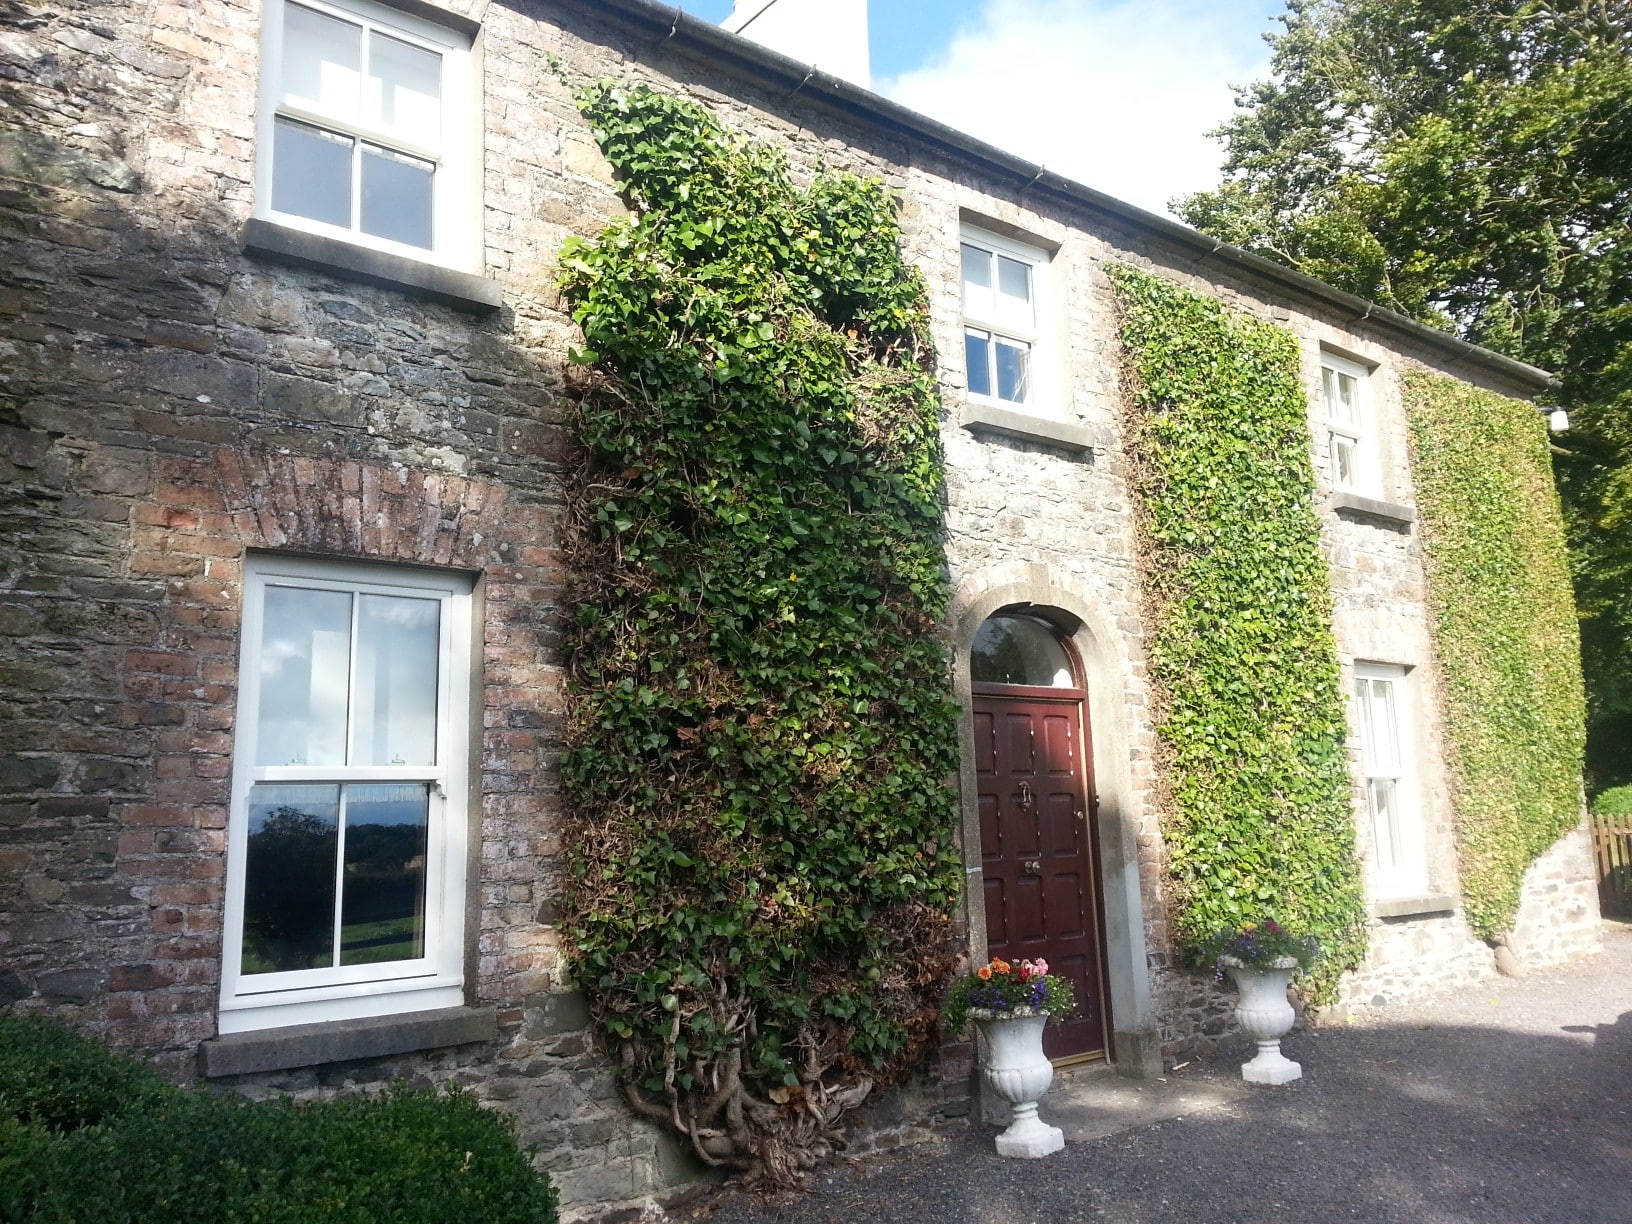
1354,662 -> 1427,899
256,0 -> 477,268
221,556 -> 473,1032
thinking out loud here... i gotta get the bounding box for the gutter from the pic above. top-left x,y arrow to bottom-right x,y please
557,0 -> 1556,395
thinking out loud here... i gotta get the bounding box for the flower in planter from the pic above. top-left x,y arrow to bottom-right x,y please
1193,918 -> 1321,982
944,957 -> 1075,1035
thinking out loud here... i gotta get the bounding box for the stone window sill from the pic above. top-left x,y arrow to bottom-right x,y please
1373,893 -> 1457,921
242,219 -> 502,314
1331,491 -> 1416,530
959,402 -> 1099,457
199,1005 -> 497,1078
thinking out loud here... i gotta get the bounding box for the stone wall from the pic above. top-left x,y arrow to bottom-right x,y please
0,0 -> 1604,1217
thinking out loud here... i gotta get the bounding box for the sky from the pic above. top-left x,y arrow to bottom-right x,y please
674,0 -> 1288,218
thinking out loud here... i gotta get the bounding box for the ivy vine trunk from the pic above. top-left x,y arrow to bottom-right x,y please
554,82 -> 964,1187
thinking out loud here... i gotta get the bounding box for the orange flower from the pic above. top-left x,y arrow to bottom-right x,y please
977,967 -> 992,980
991,958 -> 1012,975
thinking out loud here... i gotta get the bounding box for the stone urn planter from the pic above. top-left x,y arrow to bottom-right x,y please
1222,955 -> 1302,1085
972,1009 -> 1064,1157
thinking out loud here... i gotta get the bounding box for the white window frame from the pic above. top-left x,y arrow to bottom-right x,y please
1353,662 -> 1428,899
254,0 -> 479,270
1321,352 -> 1377,494
959,225 -> 1057,414
220,555 -> 474,1033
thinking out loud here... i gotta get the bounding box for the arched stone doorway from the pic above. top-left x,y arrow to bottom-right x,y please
969,612 -> 1110,1062
949,563 -> 1162,1079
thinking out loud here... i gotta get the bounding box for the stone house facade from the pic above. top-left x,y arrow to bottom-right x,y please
0,0 -> 1600,1216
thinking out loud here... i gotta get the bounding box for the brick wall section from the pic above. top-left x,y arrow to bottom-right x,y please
0,0 -> 572,1048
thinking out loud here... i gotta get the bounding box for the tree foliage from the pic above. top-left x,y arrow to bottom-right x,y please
1177,0 -> 1632,790
1108,265 -> 1366,1003
555,82 -> 962,1187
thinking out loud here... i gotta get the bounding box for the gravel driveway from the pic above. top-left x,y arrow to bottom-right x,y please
686,923 -> 1632,1224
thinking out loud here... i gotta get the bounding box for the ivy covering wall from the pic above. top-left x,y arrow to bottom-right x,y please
1401,370 -> 1587,937
1108,265 -> 1367,1000
555,83 -> 962,1185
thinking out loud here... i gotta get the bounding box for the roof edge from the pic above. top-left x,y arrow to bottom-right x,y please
558,0 -> 1556,395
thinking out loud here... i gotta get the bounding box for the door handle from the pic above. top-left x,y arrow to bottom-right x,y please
1022,859 -> 1042,875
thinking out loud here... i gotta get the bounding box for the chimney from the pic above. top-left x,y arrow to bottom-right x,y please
722,0 -> 871,90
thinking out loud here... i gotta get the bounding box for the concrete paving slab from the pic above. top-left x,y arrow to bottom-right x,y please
1044,1063 -> 1249,1143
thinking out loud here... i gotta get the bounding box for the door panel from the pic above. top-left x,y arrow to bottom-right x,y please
973,690 -> 1109,1061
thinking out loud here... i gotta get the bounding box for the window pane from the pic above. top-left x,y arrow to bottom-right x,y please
243,784 -> 339,974
360,144 -> 434,249
282,2 -> 361,118
1337,372 -> 1359,422
339,784 -> 429,966
272,118 -> 354,229
353,592 -> 440,766
257,584 -> 352,767
961,243 -> 994,318
965,330 -> 993,397
970,615 -> 1074,687
1332,433 -> 1358,487
367,32 -> 441,138
1369,778 -> 1400,869
1367,678 -> 1399,772
996,255 -> 1033,331
997,254 -> 1031,302
995,337 -> 1030,403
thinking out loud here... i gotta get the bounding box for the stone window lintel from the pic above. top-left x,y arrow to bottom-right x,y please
959,402 -> 1099,458
1331,490 -> 1416,529
198,1005 -> 498,1078
242,218 -> 502,314
1373,893 -> 1458,921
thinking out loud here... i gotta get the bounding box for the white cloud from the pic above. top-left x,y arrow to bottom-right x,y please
877,0 -> 1274,218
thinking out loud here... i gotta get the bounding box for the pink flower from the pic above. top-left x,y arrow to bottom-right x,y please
1031,958 -> 1048,976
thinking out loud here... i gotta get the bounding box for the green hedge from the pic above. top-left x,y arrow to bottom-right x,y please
1592,785 -> 1632,816
0,1016 -> 559,1224
555,81 -> 961,1182
1403,370 -> 1587,936
1107,265 -> 1367,1001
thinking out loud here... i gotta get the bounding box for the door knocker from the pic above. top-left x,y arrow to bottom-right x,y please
1016,781 -> 1033,810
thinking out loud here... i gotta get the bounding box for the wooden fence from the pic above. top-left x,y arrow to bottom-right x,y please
1592,809 -> 1632,919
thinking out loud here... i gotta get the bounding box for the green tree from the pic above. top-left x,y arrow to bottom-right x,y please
1177,0 -> 1632,791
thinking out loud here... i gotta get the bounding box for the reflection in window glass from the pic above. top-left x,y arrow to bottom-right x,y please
1331,432 -> 1358,487
353,593 -> 440,765
996,255 -> 1032,329
965,331 -> 993,398
242,783 -> 432,974
961,243 -> 993,315
995,338 -> 1030,403
339,784 -> 429,966
367,32 -> 441,134
282,2 -> 361,115
243,784 -> 340,973
1368,777 -> 1401,871
360,144 -> 435,249
271,118 -> 353,230
970,615 -> 1074,687
257,584 -> 352,767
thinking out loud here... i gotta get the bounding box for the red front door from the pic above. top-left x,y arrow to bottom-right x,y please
973,688 -> 1110,1061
